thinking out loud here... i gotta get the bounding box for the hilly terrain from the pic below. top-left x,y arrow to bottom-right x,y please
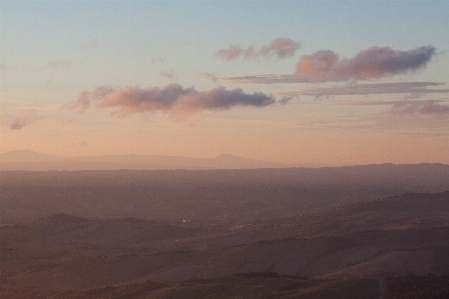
1,191 -> 449,297
1,166 -> 449,298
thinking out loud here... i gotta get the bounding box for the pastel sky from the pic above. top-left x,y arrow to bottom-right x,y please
1,1 -> 448,165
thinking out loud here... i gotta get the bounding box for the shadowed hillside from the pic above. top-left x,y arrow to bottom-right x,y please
2,192 -> 449,294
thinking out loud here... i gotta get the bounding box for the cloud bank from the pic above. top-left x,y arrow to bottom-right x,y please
296,45 -> 436,82
70,84 -> 276,119
215,38 -> 300,61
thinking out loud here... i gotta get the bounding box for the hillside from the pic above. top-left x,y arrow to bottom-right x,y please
2,192 -> 449,294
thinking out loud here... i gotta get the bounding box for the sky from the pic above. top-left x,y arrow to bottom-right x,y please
1,0 -> 449,166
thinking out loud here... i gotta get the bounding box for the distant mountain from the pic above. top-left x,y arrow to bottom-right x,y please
0,150 -> 290,170
0,149 -> 63,162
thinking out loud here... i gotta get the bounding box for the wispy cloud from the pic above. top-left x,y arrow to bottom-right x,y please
210,74 -> 309,84
46,60 -> 72,68
277,82 -> 449,99
296,45 -> 436,82
3,109 -> 39,130
215,38 -> 300,61
160,70 -> 176,80
70,84 -> 276,120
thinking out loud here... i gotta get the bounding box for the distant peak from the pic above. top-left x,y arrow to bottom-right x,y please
5,149 -> 37,154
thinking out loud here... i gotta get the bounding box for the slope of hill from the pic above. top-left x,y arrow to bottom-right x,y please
255,191 -> 449,239
2,192 -> 449,294
0,276 -> 383,299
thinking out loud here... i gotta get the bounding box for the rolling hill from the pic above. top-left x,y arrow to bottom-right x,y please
2,192 -> 449,295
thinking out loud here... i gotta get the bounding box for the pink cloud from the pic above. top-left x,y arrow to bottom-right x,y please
215,38 -> 300,61
9,109 -> 39,130
259,37 -> 301,59
66,86 -> 115,112
392,100 -> 449,115
215,44 -> 244,61
67,91 -> 90,113
421,100 -> 449,114
92,86 -> 115,100
73,84 -> 275,120
296,45 -> 436,82
295,50 -> 339,82
0,64 -> 6,70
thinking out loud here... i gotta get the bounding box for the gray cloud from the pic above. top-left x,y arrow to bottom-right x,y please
72,84 -> 276,120
215,38 -> 300,61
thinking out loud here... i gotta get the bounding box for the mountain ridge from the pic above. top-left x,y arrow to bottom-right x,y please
0,149 -> 292,170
